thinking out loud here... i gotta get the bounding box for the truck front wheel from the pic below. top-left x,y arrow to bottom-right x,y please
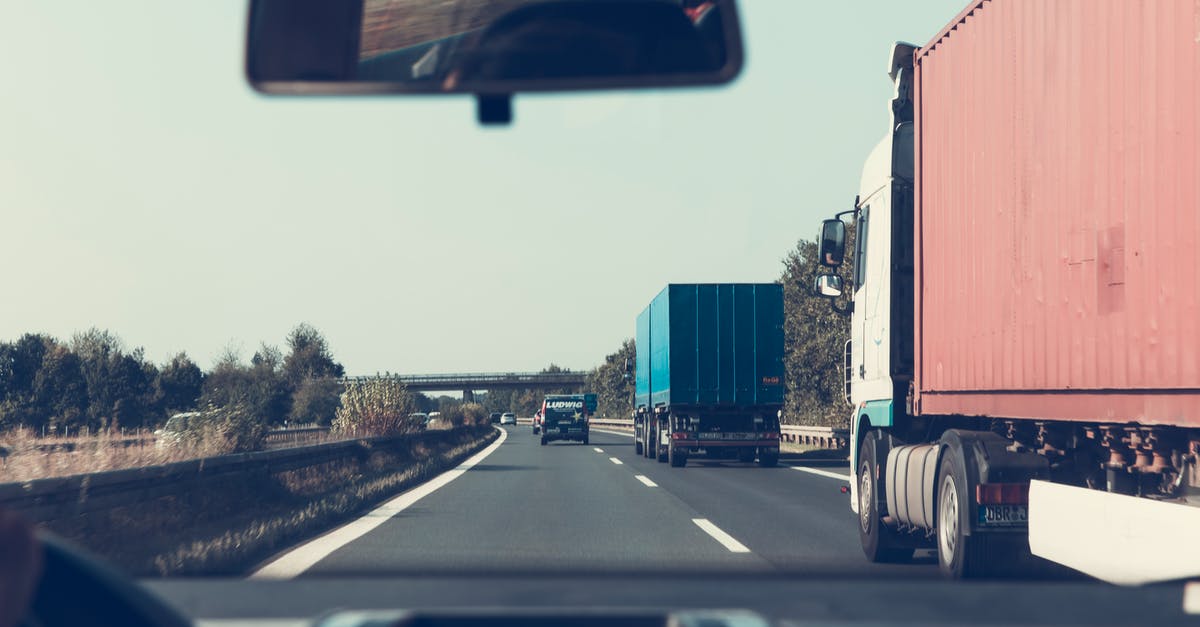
858,434 -> 913,563
540,436 -> 548,446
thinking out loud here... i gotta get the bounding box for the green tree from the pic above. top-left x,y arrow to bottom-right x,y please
155,352 -> 204,415
585,339 -> 635,419
0,334 -> 55,429
283,323 -> 345,383
780,235 -> 855,427
32,344 -> 88,431
289,377 -> 343,426
200,344 -> 291,426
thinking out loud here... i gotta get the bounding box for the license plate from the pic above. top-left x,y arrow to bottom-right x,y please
977,504 -> 1027,526
698,432 -> 753,440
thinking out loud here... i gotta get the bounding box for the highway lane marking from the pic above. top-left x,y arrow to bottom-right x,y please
692,518 -> 751,553
790,465 -> 852,482
609,457 -> 624,465
250,426 -> 508,580
634,474 -> 658,487
591,428 -> 634,438
593,447 -> 604,453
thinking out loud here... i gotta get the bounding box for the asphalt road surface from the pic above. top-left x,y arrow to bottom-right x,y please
261,425 -> 936,579
147,426 -> 1200,626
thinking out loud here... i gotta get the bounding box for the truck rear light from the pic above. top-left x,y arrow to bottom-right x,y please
975,483 -> 1029,505
764,431 -> 780,440
671,432 -> 688,440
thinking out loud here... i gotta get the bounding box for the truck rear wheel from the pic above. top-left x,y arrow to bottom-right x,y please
540,436 -> 548,446
757,450 -> 779,467
738,449 -> 755,463
936,445 -> 990,578
635,440 -> 644,455
669,444 -> 687,467
858,434 -> 913,563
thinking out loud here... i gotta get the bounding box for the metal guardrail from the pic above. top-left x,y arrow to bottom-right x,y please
263,426 -> 330,444
781,424 -> 850,449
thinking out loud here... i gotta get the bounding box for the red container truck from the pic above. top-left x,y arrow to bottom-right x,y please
813,0 -> 1199,581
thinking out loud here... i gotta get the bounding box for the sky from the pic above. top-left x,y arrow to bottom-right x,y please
0,1 -> 966,375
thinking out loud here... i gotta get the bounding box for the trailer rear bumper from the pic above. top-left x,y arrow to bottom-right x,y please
674,440 -> 778,448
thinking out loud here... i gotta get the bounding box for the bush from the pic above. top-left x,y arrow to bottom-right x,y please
160,404 -> 267,454
332,376 -> 415,437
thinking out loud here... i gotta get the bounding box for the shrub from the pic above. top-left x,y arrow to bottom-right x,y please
160,404 -> 267,454
332,376 -> 415,437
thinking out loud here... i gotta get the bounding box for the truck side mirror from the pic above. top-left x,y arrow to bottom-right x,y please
818,219 -> 847,267
814,274 -> 844,298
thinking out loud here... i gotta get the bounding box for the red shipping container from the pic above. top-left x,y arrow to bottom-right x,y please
913,0 -> 1200,426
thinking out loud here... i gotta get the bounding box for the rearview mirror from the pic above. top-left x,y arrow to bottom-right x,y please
818,219 -> 847,268
814,274 -> 844,299
246,0 -> 744,121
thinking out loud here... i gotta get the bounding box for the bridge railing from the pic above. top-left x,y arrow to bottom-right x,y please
342,371 -> 587,386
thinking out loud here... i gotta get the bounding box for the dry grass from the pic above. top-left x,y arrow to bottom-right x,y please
0,426 -> 370,483
149,428 -> 497,576
0,427 -> 213,483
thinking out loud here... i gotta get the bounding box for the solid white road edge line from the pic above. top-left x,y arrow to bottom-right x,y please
250,426 -> 508,580
609,457 -> 623,465
790,465 -> 851,482
591,428 -> 634,438
635,475 -> 658,487
692,518 -> 751,553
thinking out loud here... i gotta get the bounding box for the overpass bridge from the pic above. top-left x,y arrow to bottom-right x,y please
341,371 -> 587,401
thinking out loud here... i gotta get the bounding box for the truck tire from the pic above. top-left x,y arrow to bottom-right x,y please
757,450 -> 779,467
635,440 -> 644,456
656,434 -> 669,463
858,434 -> 913,563
936,445 -> 990,578
540,436 -> 548,446
582,434 -> 589,445
738,449 -> 755,463
669,444 -> 687,467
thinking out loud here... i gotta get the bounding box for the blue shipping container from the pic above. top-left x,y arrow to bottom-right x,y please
634,284 -> 784,410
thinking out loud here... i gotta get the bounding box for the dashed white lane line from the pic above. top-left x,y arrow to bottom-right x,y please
593,447 -> 605,453
610,457 -> 624,465
790,466 -> 852,482
692,518 -> 751,553
250,426 -> 508,579
635,475 -> 658,487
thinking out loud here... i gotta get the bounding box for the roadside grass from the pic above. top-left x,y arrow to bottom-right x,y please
0,425 -> 422,483
19,426 -> 498,576
149,427 -> 497,576
0,427 -> 203,483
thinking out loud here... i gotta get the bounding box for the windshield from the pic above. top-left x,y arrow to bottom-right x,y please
3,3 -> 1197,623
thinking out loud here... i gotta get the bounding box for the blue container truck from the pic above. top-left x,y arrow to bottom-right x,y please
633,284 -> 785,467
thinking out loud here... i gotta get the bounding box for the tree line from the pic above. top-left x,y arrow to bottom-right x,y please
0,323 -> 345,434
2,233 -> 847,436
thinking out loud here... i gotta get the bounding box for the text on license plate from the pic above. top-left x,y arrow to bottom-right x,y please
698,433 -> 754,440
977,504 -> 1028,526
